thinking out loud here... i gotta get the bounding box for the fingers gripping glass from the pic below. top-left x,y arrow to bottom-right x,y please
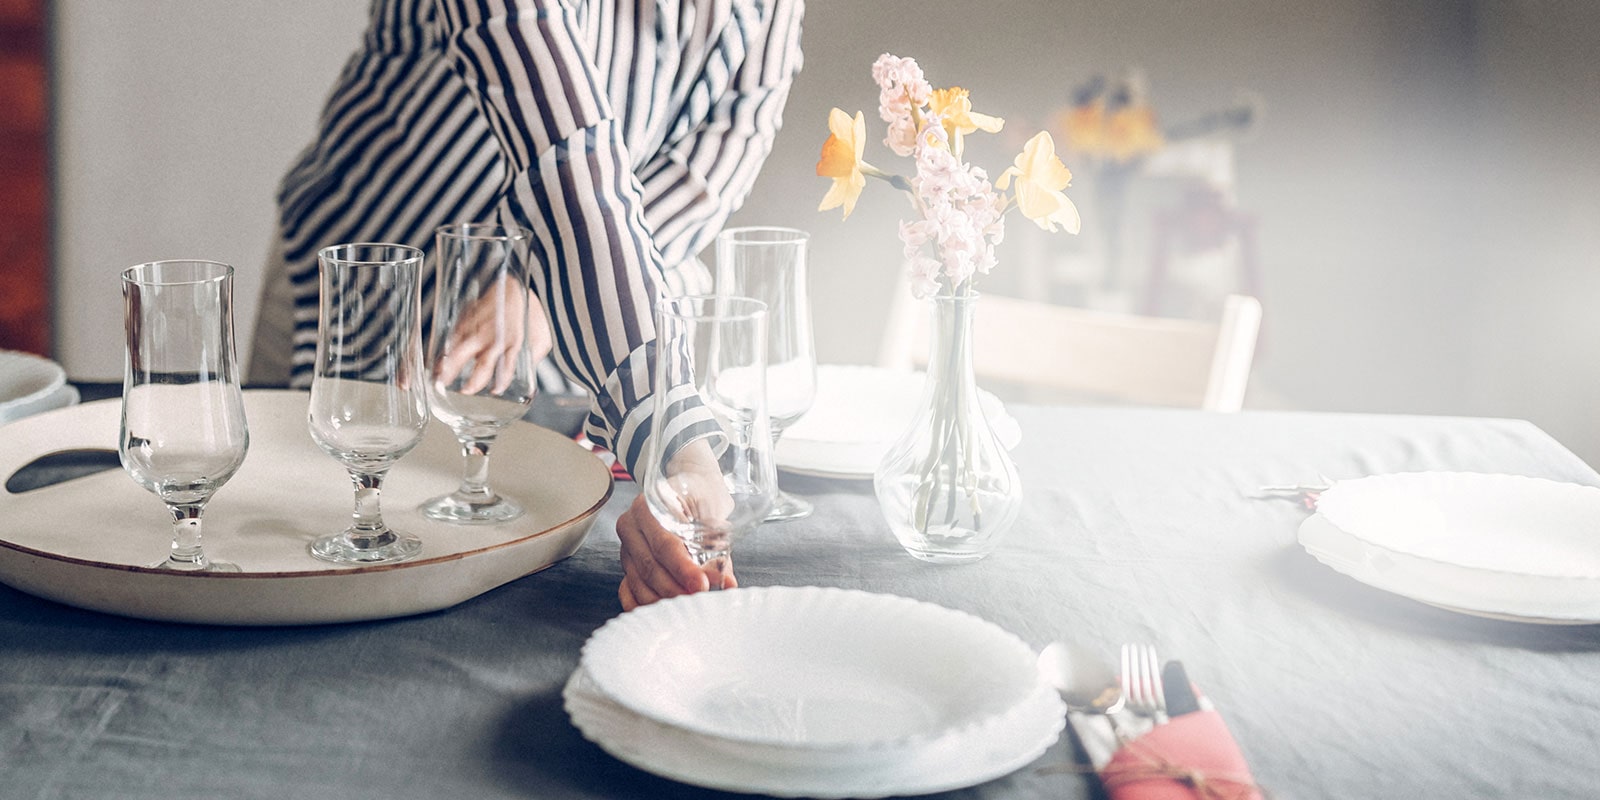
639,296 -> 777,590
421,223 -> 538,524
307,243 -> 430,565
120,260 -> 249,572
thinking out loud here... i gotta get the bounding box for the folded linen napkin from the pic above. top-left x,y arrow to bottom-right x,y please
1067,696 -> 1261,799
573,433 -> 633,481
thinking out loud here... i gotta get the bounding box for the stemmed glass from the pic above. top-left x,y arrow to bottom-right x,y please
119,260 -> 249,572
715,227 -> 815,521
307,243 -> 430,564
421,223 -> 537,523
639,295 -> 776,590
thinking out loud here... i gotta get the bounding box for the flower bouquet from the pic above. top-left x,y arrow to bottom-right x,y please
814,53 -> 1080,562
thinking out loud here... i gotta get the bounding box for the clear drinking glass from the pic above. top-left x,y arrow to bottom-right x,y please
715,227 -> 815,521
639,295 -> 776,589
307,243 -> 430,564
420,223 -> 537,523
119,260 -> 249,572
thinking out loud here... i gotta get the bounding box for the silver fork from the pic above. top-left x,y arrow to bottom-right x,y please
1120,643 -> 1168,724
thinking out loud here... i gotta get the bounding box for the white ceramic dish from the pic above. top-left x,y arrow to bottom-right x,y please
0,350 -> 77,425
776,365 -> 1021,480
1299,472 -> 1600,623
564,665 -> 1063,798
0,390 -> 612,625
580,586 -> 1055,754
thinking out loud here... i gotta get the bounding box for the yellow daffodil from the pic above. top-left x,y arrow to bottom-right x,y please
1058,101 -> 1107,156
996,131 -> 1081,234
1105,104 -> 1164,162
929,87 -> 1004,142
816,108 -> 870,219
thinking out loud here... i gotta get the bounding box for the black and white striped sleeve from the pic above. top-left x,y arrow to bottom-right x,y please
637,1 -> 805,269
431,0 -> 715,475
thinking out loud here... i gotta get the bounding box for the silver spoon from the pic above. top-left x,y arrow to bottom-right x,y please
1038,641 -> 1130,742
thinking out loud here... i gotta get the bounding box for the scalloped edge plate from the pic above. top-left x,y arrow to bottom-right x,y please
579,586 -> 1055,753
1299,512 -> 1600,624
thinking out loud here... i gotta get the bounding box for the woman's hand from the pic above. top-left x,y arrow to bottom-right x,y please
436,280 -> 552,394
616,495 -> 738,610
615,439 -> 737,610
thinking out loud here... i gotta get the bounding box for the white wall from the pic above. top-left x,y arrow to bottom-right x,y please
52,1 -> 1600,465
53,0 -> 367,380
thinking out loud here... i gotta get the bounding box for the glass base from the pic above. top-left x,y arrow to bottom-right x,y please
151,557 -> 241,573
419,492 -> 524,524
900,545 -> 993,565
763,489 -> 812,522
309,529 -> 422,565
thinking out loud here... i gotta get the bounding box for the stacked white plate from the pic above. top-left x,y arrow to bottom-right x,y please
776,365 -> 1021,480
566,586 -> 1064,797
0,350 -> 78,425
1298,471 -> 1600,624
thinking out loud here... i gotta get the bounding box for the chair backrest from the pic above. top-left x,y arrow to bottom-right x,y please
879,292 -> 1262,412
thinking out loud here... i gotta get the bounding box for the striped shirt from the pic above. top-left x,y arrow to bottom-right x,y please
263,0 -> 804,474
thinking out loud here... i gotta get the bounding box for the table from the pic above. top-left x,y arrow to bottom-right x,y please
5,403 -> 1600,798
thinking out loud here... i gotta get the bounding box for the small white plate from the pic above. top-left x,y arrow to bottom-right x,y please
777,365 -> 1021,480
0,350 -> 74,425
1300,472 -> 1600,624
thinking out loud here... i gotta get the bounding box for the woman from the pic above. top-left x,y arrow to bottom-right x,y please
250,0 -> 805,609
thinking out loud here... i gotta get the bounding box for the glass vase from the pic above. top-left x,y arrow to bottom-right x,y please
873,291 -> 1022,563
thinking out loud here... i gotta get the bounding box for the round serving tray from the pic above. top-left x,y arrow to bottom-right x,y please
0,390 -> 612,625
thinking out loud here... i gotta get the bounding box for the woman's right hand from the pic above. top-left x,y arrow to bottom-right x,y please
615,439 -> 737,610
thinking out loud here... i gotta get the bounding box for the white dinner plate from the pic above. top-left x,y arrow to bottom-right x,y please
1299,472 -> 1600,624
569,585 -> 1063,796
564,666 -> 1063,798
0,391 -> 612,625
777,365 -> 1021,480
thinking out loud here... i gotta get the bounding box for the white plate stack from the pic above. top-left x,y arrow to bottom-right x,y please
776,365 -> 1022,480
566,586 -> 1064,797
0,350 -> 78,426
1299,471 -> 1600,624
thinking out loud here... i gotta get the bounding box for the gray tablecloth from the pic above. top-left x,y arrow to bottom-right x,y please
5,406 -> 1600,799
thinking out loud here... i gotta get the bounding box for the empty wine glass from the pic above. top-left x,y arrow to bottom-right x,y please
715,227 -> 815,521
119,260 -> 249,572
639,295 -> 776,589
421,223 -> 537,523
308,243 -> 430,564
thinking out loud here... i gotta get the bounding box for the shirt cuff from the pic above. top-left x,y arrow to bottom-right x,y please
583,344 -> 719,479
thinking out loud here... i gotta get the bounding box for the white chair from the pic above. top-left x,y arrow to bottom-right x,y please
879,292 -> 1262,412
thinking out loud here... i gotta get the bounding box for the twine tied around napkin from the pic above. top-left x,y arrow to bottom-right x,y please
1047,710 -> 1266,800
1101,741 -> 1262,800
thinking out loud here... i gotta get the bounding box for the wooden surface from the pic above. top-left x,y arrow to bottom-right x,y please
0,0 -> 50,356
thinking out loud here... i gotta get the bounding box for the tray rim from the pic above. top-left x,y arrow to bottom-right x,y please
0,390 -> 615,580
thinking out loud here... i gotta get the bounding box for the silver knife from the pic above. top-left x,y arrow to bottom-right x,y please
1162,660 -> 1203,717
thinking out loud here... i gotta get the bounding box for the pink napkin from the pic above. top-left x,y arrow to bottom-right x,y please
573,433 -> 633,481
1099,710 -> 1263,800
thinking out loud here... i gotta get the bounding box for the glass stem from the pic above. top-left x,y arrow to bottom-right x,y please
687,540 -> 732,590
167,502 -> 209,568
766,426 -> 788,496
708,553 -> 731,591
457,439 -> 494,500
348,471 -> 395,549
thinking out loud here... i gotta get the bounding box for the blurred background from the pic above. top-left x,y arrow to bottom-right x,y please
5,1 -> 1599,462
